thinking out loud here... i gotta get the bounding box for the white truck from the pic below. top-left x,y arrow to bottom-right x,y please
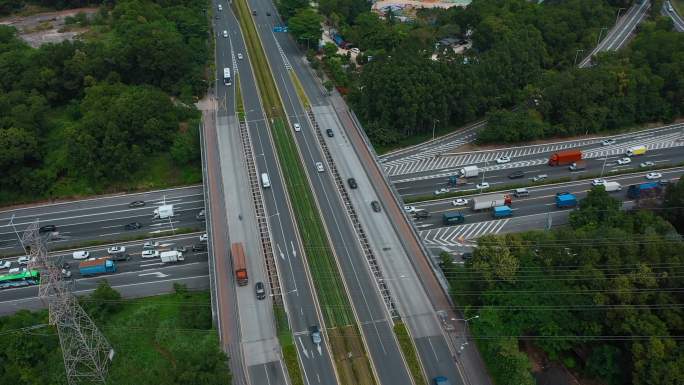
603,181 -> 622,192
154,204 -> 174,219
160,250 -> 184,263
471,194 -> 512,211
459,165 -> 479,178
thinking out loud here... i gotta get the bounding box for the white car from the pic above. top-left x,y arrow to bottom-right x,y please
17,256 -> 30,265
141,250 -> 160,258
315,162 -> 325,172
645,172 -> 662,180
476,182 -> 490,190
532,174 -> 547,182
452,198 -> 469,206
434,188 -> 449,195
293,123 -> 301,132
237,53 -> 243,60
72,251 -> 89,260
496,156 -> 511,164
222,30 -> 228,38
640,161 -> 655,168
199,233 -> 208,242
591,178 -> 606,186
617,157 -> 631,165
143,241 -> 159,250
0,260 -> 11,270
107,246 -> 126,254
601,139 -> 616,146
404,206 -> 417,213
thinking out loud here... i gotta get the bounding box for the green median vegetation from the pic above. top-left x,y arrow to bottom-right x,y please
274,305 -> 304,385
394,322 -> 427,385
231,0 -> 375,383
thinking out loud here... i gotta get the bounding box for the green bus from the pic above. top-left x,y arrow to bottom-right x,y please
0,270 -> 40,289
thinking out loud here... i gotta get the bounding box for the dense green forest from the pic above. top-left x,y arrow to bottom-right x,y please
0,0 -> 207,204
446,177 -> 684,385
280,0 -> 683,149
0,283 -> 230,384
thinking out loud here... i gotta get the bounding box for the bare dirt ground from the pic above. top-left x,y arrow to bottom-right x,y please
0,7 -> 97,48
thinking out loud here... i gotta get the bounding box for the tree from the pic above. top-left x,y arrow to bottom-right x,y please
662,176 -> 684,233
83,280 -> 123,322
288,8 -> 322,46
276,0 -> 308,19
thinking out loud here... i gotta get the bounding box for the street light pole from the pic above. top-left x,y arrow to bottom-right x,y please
432,119 -> 439,141
453,315 -> 479,352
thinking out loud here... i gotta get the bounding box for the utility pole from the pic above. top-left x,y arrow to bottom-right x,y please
22,222 -> 114,385
432,119 -> 439,141
454,315 -> 479,352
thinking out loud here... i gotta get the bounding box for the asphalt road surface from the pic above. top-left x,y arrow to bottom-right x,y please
0,185 -> 206,256
0,233 -> 208,316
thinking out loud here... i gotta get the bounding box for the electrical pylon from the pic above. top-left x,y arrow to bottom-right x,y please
22,222 -> 114,385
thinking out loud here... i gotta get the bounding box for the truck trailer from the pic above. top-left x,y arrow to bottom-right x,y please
160,250 -> 184,263
627,182 -> 661,199
548,149 -> 582,166
603,181 -> 622,192
555,193 -> 577,208
459,165 -> 479,178
231,242 -> 248,286
79,258 -> 116,276
471,194 -> 512,211
154,204 -> 174,219
626,145 -> 647,157
492,206 -> 512,218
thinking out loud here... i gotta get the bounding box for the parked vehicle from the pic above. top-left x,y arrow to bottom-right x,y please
555,193 -> 577,208
79,258 -> 116,276
626,145 -> 647,156
548,149 -> 582,166
154,204 -> 174,219
231,243 -> 248,286
459,166 -> 479,178
568,161 -> 586,171
442,212 -> 465,225
471,194 -> 512,211
627,182 -> 661,199
492,205 -> 512,218
160,250 -> 184,264
603,181 -> 622,192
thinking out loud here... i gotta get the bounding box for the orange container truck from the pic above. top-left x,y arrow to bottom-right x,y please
231,243 -> 248,286
548,149 -> 582,166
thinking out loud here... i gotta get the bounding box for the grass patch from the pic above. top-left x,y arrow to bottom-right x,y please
289,71 -> 310,109
236,75 -> 246,121
672,0 -> 683,14
394,322 -> 427,385
274,305 -> 304,385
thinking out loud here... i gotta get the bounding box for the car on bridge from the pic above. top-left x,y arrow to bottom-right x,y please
591,178 -> 606,186
72,251 -> 89,260
640,161 -> 655,168
496,156 -> 511,164
434,188 -> 449,195
646,172 -> 663,180
476,182 -> 490,190
404,205 -> 417,213
142,250 -> 160,259
452,198 -> 468,206
601,138 -> 616,146
293,123 -> 301,132
39,225 -> 57,233
617,157 -> 631,165
129,200 -> 145,208
310,325 -> 322,345
107,246 -> 126,254
315,162 -> 325,172
124,222 -> 142,230
347,178 -> 358,189
508,170 -> 525,179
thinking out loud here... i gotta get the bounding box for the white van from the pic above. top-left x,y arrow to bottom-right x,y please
261,173 -> 271,188
217,4 -> 222,11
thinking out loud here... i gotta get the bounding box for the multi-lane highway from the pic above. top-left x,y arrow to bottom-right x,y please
393,125 -> 684,197
0,186 -> 205,256
409,167 -> 684,252
663,0 -> 684,31
0,234 -> 209,315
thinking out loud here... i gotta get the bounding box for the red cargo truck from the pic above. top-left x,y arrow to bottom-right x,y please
231,243 -> 248,286
548,149 -> 582,166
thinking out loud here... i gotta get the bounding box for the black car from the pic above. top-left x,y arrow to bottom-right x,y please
326,129 -> 334,137
371,201 -> 382,212
39,225 -> 57,233
124,222 -> 142,230
508,171 -> 525,179
129,200 -> 145,208
255,282 -> 266,300
109,253 -> 131,262
192,243 -> 208,252
266,11 -> 271,16
347,178 -> 358,189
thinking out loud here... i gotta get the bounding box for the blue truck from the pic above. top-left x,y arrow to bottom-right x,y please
555,193 -> 577,208
492,205 -> 512,218
442,212 -> 465,225
433,376 -> 451,385
79,258 -> 117,276
627,182 -> 661,199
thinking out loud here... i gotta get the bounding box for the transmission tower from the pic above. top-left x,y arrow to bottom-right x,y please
22,222 -> 114,385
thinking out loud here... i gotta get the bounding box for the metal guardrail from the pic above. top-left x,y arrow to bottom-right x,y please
305,107 -> 398,319
238,118 -> 283,305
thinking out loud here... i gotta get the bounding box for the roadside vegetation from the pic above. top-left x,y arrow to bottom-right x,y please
0,0 -> 208,206
0,283 -> 230,384
446,178 -> 684,385
232,0 -> 375,383
393,322 -> 427,385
